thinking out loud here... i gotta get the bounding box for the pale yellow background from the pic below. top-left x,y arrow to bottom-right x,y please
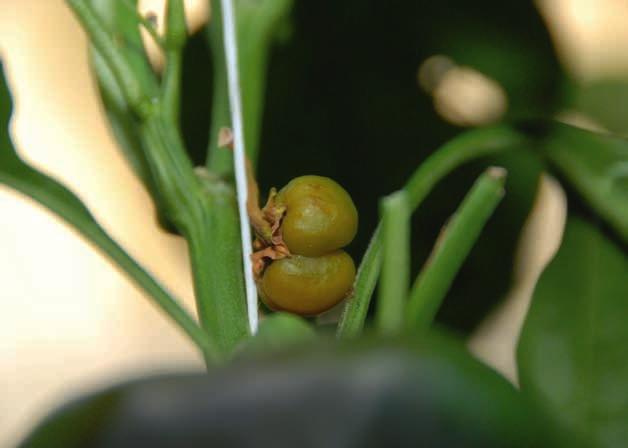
1,0 -> 628,446
0,1 -> 205,446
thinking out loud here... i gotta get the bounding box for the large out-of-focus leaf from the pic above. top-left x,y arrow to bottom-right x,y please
570,80 -> 628,135
528,122 -> 628,244
518,218 -> 628,448
21,335 -> 560,448
0,62 -> 209,351
236,312 -> 316,356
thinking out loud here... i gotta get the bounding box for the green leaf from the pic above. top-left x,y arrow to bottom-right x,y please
236,312 -> 316,356
537,122 -> 628,244
21,334 -> 558,447
517,218 -> 628,448
570,79 -> 628,135
0,62 -> 213,356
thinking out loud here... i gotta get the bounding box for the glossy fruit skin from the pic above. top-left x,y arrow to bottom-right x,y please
276,175 -> 358,257
260,250 -> 356,316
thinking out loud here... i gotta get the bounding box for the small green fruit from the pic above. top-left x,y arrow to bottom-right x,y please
260,250 -> 356,316
276,175 -> 358,257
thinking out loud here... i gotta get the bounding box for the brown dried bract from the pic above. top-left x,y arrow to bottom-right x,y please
218,127 -> 291,279
250,185 -> 290,280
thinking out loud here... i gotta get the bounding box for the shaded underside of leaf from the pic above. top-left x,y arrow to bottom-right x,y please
517,217 -> 628,448
521,121 -> 628,245
21,334 -> 555,448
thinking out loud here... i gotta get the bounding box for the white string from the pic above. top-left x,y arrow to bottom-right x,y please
220,0 -> 258,334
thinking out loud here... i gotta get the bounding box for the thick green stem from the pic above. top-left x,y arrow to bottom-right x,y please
163,50 -> 183,127
375,191 -> 411,335
337,125 -> 526,339
162,0 -> 187,127
183,178 -> 249,359
406,167 -> 507,332
68,0 -> 250,362
67,0 -> 151,116
141,115 -> 248,362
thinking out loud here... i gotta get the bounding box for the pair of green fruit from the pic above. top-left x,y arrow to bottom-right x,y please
259,176 -> 358,316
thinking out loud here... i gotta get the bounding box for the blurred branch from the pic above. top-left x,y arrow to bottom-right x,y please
337,125 -> 526,339
375,191 -> 410,335
406,167 -> 506,332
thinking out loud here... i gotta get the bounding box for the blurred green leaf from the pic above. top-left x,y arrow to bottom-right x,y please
237,312 -> 316,356
21,334 -> 557,448
518,218 -> 628,448
533,122 -> 628,243
570,80 -> 628,135
0,62 -> 212,354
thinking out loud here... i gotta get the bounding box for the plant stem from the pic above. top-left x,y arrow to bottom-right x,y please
67,0 -> 150,116
121,0 -> 165,49
68,0 -> 250,362
375,191 -> 411,335
182,181 -> 249,360
141,115 -> 249,360
406,167 -> 507,332
162,49 -> 182,127
218,0 -> 259,334
206,0 -> 233,176
162,0 -> 187,127
336,125 -> 526,339
336,225 -> 382,338
205,0 -> 293,173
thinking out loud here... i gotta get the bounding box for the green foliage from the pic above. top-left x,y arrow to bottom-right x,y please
338,125 -> 526,338
376,190 -> 411,334
3,0 -> 628,446
537,123 -> 628,243
68,0 -> 252,360
237,312 -> 316,356
518,218 -> 628,448
570,80 -> 628,135
21,335 -> 553,448
406,168 -> 505,332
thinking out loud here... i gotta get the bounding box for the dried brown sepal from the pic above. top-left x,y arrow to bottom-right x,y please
218,127 -> 234,149
250,188 -> 291,279
250,243 -> 291,280
217,127 -> 291,278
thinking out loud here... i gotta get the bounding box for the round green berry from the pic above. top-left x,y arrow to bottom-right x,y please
260,250 -> 356,316
276,175 -> 358,257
